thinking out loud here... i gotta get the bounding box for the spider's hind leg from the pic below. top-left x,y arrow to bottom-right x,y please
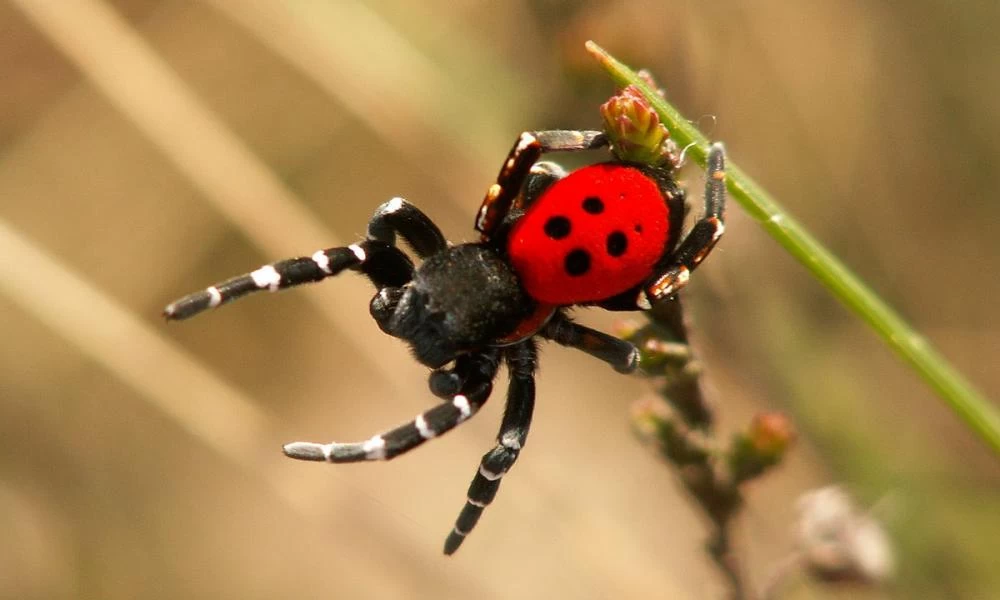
475,130 -> 609,240
540,312 -> 639,374
519,161 -> 566,209
642,142 -> 727,307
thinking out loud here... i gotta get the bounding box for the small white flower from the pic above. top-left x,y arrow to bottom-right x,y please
796,486 -> 894,583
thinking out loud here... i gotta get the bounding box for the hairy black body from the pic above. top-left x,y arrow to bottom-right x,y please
386,244 -> 533,368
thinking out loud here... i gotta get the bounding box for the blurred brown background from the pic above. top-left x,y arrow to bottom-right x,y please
2,1 -> 999,598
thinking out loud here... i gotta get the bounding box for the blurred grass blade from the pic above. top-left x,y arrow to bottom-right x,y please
0,218 -> 269,465
586,41 -> 1000,457
8,0 -> 413,391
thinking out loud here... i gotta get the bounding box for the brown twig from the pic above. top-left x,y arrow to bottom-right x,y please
600,69 -> 796,600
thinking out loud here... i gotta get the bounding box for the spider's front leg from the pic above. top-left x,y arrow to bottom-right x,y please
444,340 -> 537,554
163,240 -> 413,320
475,130 -> 608,240
641,142 -> 727,307
164,198 -> 446,320
366,196 -> 448,259
283,350 -> 501,463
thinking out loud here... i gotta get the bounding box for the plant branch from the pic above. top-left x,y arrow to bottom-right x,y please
587,40 -> 1000,458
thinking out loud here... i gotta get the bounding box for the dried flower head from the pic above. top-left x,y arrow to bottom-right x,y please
796,486 -> 895,584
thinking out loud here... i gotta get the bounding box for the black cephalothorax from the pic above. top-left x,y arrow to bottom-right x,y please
165,130 -> 726,554
386,244 -> 534,368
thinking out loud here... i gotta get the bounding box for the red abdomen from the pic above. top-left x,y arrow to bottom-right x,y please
507,163 -> 670,305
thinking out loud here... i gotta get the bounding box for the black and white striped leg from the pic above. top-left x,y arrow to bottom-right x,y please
640,142 -> 727,307
443,340 -> 537,555
283,350 -> 501,463
540,313 -> 639,374
475,130 -> 609,240
163,239 -> 413,321
366,197 -> 448,259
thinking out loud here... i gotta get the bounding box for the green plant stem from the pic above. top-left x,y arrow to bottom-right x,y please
587,41 -> 1000,457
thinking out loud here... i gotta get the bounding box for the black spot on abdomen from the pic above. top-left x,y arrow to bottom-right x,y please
544,216 -> 571,239
582,196 -> 604,214
564,249 -> 591,276
606,231 -> 628,257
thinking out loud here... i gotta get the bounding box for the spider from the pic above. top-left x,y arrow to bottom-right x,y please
165,130 -> 726,554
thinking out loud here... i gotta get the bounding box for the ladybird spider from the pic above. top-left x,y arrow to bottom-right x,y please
165,130 -> 726,554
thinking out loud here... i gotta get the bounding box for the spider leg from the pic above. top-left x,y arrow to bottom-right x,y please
475,130 -> 608,240
444,339 -> 537,555
283,349 -> 501,463
163,239 -> 413,320
540,312 -> 639,374
518,161 -> 567,210
165,199 -> 449,320
640,142 -> 726,308
366,197 -> 448,259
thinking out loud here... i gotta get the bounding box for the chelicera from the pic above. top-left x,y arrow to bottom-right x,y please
165,130 -> 726,554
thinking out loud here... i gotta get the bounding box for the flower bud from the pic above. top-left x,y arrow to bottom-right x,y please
600,85 -> 676,166
729,412 -> 796,482
748,412 -> 796,459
